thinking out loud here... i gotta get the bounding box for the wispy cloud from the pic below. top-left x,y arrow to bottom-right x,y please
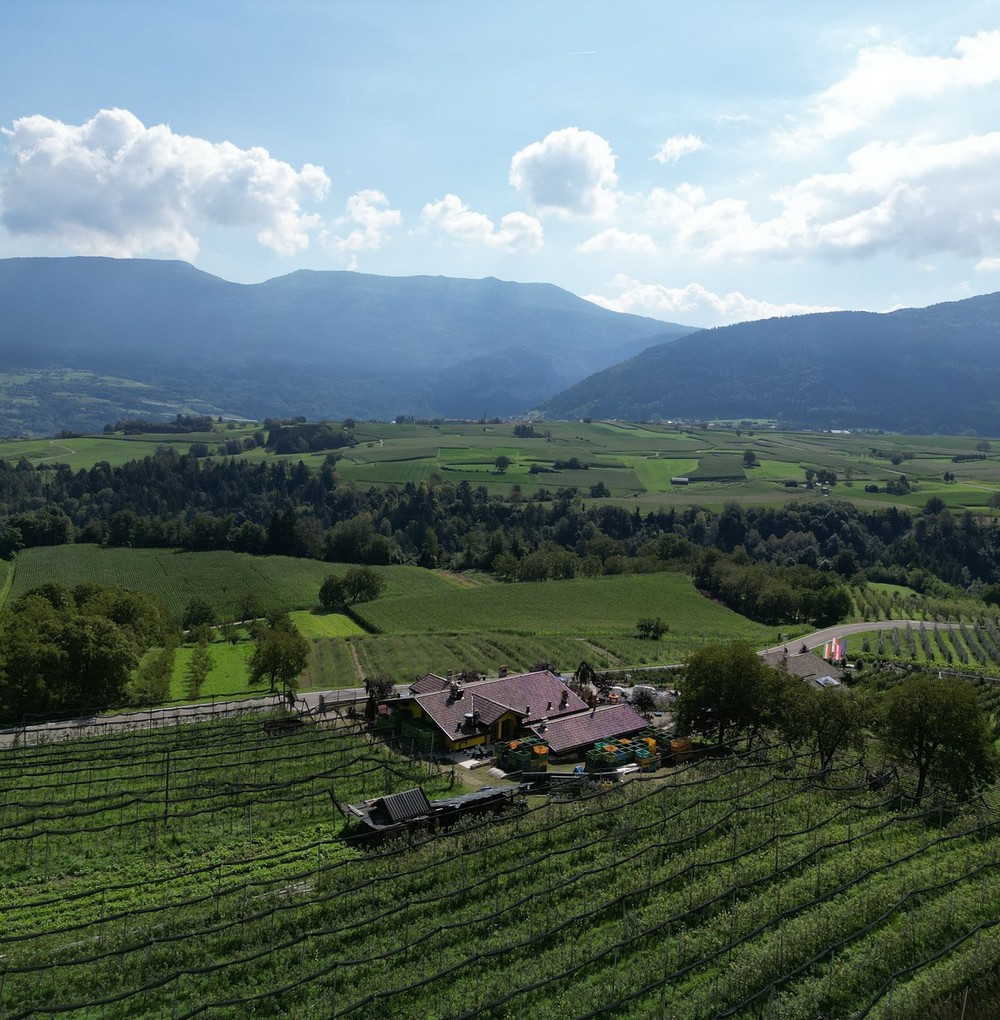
780,31 -> 1000,149
642,132 -> 1000,261
576,228 -> 656,254
585,274 -> 839,325
652,134 -> 704,164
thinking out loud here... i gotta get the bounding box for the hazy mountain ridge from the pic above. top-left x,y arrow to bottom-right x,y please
538,294 -> 1000,434
0,257 -> 690,434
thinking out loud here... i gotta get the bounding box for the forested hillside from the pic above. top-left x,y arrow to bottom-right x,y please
0,257 -> 687,433
539,291 -> 1000,434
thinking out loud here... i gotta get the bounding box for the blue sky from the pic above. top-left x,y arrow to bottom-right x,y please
3,1 -> 1000,326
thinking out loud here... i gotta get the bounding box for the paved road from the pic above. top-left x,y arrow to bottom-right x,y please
761,618 -> 954,655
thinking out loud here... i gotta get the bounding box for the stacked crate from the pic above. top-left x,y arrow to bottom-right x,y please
585,737 -> 661,773
496,737 -> 549,774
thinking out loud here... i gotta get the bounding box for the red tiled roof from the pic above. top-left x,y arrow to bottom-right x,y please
406,670 -> 587,742
410,673 -> 450,695
464,670 -> 586,722
528,703 -> 648,754
413,689 -> 510,739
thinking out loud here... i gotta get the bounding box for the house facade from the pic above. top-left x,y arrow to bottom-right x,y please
395,670 -> 647,756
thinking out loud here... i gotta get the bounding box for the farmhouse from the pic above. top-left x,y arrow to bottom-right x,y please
526,703 -> 648,756
760,649 -> 847,690
394,669 -> 647,755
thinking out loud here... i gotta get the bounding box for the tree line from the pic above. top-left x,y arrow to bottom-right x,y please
671,642 -> 999,804
0,578 -> 314,721
2,450 -> 1000,615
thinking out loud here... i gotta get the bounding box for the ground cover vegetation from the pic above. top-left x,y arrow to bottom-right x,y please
3,420 -> 1000,1016
1,674 -> 999,1019
2,422 -> 1000,608
2,418 -> 1000,702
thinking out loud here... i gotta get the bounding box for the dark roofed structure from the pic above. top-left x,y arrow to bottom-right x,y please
380,788 -> 433,823
345,785 -> 521,840
528,703 -> 648,755
473,670 -> 586,722
414,688 -> 511,741
344,787 -> 433,833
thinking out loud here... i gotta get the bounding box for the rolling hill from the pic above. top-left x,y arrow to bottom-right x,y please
0,257 -> 690,434
537,292 -> 1000,434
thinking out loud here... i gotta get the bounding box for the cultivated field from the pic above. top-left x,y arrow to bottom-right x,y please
1,716 -> 997,1018
5,547 -> 454,622
7,547 -> 788,692
4,419 -> 1000,512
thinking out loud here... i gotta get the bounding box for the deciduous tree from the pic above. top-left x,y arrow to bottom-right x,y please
364,674 -> 394,722
636,617 -> 668,640
247,621 -> 309,701
876,672 -> 999,802
185,638 -> 213,701
182,596 -> 217,630
779,683 -> 866,772
676,641 -> 780,747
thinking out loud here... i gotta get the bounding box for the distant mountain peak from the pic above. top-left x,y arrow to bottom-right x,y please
0,256 -> 693,435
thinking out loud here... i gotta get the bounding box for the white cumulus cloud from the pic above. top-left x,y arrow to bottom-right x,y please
652,134 -> 704,164
584,275 -> 839,326
420,193 -> 542,252
323,189 -> 401,266
0,108 -> 330,258
576,228 -> 656,254
643,132 -> 1000,262
975,257 -> 1000,272
782,31 -> 1000,149
509,127 -> 618,218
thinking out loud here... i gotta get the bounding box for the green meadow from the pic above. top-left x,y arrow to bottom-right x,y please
7,546 -> 336,619
334,571 -> 785,684
7,544 -> 790,692
168,638 -> 255,700
5,418 -> 1000,698
354,570 -> 773,641
6,546 -> 461,621
3,418 -> 1000,512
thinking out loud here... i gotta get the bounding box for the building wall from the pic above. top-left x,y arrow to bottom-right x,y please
403,699 -> 519,752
